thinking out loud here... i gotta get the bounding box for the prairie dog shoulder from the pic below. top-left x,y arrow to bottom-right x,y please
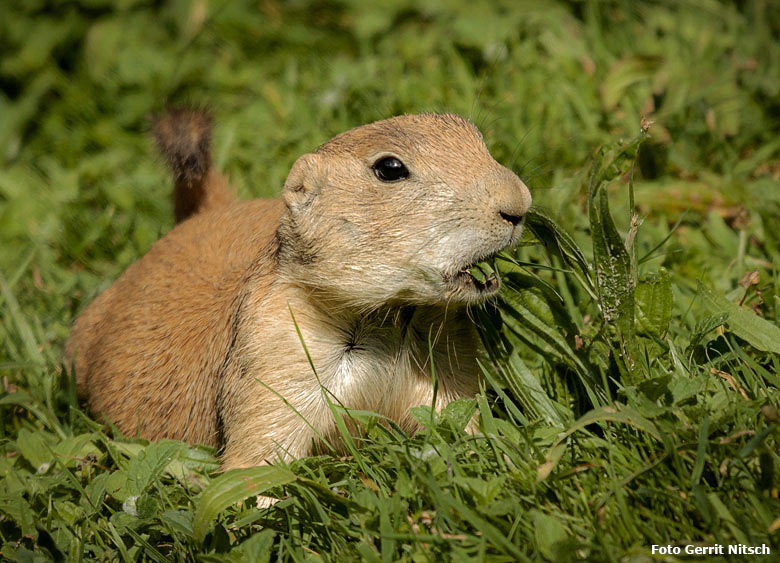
66,111 -> 531,467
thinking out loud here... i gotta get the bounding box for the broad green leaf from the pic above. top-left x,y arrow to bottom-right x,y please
531,510 -> 569,561
440,398 -> 477,432
0,495 -> 37,540
229,529 -> 276,563
525,208 -> 592,289
135,494 -> 160,519
587,135 -> 647,375
193,466 -> 297,542
125,441 -> 185,497
160,510 -> 194,537
698,282 -> 780,354
53,434 -> 102,468
15,428 -> 55,472
54,499 -> 85,526
105,470 -> 129,502
591,185 -> 635,359
669,373 -> 707,404
635,267 -> 673,337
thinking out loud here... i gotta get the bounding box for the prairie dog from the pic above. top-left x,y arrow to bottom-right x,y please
65,110 -> 531,468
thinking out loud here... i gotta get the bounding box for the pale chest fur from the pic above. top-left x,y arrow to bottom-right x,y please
219,283 -> 480,468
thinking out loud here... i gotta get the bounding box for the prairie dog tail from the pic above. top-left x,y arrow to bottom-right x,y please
153,108 -> 235,223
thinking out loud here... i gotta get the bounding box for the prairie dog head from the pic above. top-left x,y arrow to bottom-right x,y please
277,113 -> 531,309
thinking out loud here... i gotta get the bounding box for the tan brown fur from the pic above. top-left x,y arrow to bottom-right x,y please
66,111 -> 531,468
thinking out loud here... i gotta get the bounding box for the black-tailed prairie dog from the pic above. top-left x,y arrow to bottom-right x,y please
65,109 -> 531,469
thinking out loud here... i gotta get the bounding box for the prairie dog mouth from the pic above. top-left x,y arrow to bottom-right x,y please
442,222 -> 525,301
445,257 -> 501,299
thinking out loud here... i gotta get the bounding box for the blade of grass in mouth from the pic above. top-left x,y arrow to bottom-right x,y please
468,260 -> 498,283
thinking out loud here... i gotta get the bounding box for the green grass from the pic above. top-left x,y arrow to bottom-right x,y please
2,0 -> 780,560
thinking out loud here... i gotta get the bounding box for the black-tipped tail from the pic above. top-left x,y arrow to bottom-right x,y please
153,108 -> 233,223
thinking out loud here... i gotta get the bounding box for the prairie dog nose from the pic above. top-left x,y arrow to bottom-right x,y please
494,170 -> 531,227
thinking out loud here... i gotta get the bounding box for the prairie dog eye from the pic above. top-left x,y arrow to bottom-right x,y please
372,156 -> 409,182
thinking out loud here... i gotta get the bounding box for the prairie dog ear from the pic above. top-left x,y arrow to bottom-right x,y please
282,153 -> 324,209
